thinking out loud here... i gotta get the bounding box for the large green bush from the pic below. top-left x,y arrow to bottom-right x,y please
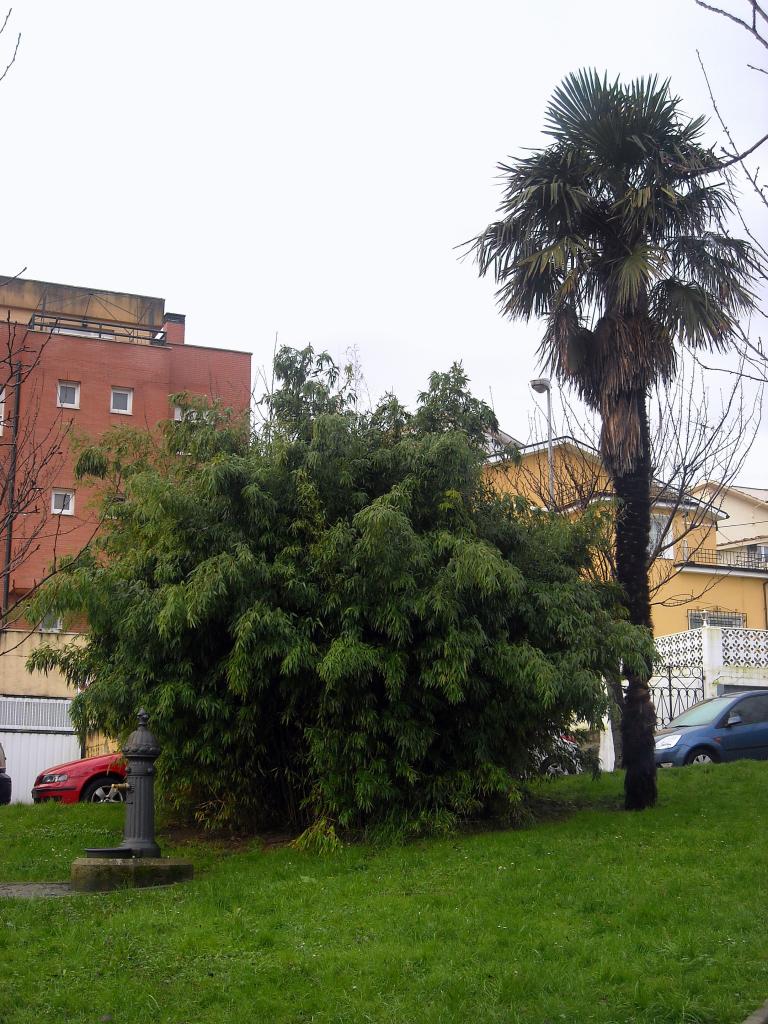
28,350 -> 651,833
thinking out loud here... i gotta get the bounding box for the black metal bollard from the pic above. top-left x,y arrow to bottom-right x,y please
74,709 -> 196,889
85,708 -> 161,859
118,709 -> 161,858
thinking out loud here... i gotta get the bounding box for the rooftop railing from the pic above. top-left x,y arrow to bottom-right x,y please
28,313 -> 167,346
679,546 -> 768,572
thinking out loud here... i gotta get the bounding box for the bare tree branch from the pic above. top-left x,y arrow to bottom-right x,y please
694,0 -> 768,394
0,315 -> 97,642
696,0 -> 768,49
0,8 -> 20,87
503,359 -> 762,608
696,49 -> 768,215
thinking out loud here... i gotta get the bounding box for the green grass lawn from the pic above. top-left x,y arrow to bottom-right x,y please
1,764 -> 767,1024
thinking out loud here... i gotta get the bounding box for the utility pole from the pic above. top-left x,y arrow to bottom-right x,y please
1,361 -> 22,618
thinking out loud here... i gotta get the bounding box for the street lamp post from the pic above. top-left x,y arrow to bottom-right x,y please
530,378 -> 554,508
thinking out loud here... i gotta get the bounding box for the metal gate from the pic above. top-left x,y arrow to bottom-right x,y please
649,666 -> 705,727
0,696 -> 81,804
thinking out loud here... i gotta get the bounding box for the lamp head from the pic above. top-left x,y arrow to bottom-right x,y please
529,378 -> 550,394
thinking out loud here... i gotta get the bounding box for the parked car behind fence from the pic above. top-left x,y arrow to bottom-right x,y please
655,690 -> 768,767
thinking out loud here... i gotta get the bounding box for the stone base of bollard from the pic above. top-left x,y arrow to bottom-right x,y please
71,857 -> 194,893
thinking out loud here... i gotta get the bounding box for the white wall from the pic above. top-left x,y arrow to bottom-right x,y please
0,729 -> 81,804
0,696 -> 80,804
711,665 -> 768,695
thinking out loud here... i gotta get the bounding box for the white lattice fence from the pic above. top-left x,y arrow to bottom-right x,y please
654,628 -> 703,669
722,628 -> 768,667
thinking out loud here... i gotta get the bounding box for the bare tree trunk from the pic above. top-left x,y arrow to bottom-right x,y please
605,671 -> 625,768
609,395 -> 657,810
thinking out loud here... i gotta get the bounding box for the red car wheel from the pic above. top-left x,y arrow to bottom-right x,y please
80,776 -> 125,803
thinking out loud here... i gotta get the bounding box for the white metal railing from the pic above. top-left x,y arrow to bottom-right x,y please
0,695 -> 74,732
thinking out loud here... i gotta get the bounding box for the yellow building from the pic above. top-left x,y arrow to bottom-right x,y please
487,437 -> 768,637
0,629 -> 78,698
692,483 -> 768,562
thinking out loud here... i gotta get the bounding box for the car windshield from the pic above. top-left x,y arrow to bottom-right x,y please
667,697 -> 734,728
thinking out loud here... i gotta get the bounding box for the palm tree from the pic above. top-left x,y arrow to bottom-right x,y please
471,70 -> 759,810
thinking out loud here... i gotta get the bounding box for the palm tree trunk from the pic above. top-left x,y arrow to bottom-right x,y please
608,394 -> 657,810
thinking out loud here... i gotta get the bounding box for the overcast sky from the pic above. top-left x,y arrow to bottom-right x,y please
3,1 -> 766,480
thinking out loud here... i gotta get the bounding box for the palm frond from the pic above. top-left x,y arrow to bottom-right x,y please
665,233 -> 761,311
611,243 -> 669,308
649,279 -> 735,350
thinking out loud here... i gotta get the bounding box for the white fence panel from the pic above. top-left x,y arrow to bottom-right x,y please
0,696 -> 80,804
0,730 -> 81,803
655,628 -> 704,668
721,628 -> 768,668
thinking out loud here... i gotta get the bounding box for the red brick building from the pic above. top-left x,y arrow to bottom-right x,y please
0,276 -> 252,611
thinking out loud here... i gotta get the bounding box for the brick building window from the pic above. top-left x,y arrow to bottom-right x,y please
0,387 -> 4,436
51,489 -> 75,515
57,381 -> 80,409
110,387 -> 133,415
39,614 -> 63,633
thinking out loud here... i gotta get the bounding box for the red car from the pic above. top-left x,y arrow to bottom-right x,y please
32,753 -> 127,804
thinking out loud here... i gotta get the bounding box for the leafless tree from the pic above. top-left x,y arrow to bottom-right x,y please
695,3 -> 768,172
694,1 -> 768,381
501,358 -> 762,591
0,13 -> 90,641
0,316 -> 102,637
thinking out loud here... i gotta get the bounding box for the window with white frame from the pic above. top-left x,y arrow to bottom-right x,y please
51,489 -> 75,515
688,609 -> 746,629
39,613 -> 63,633
0,386 -> 4,437
110,387 -> 133,415
57,380 -> 80,409
648,513 -> 673,558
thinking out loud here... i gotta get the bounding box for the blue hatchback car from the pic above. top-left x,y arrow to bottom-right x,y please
655,690 -> 768,767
